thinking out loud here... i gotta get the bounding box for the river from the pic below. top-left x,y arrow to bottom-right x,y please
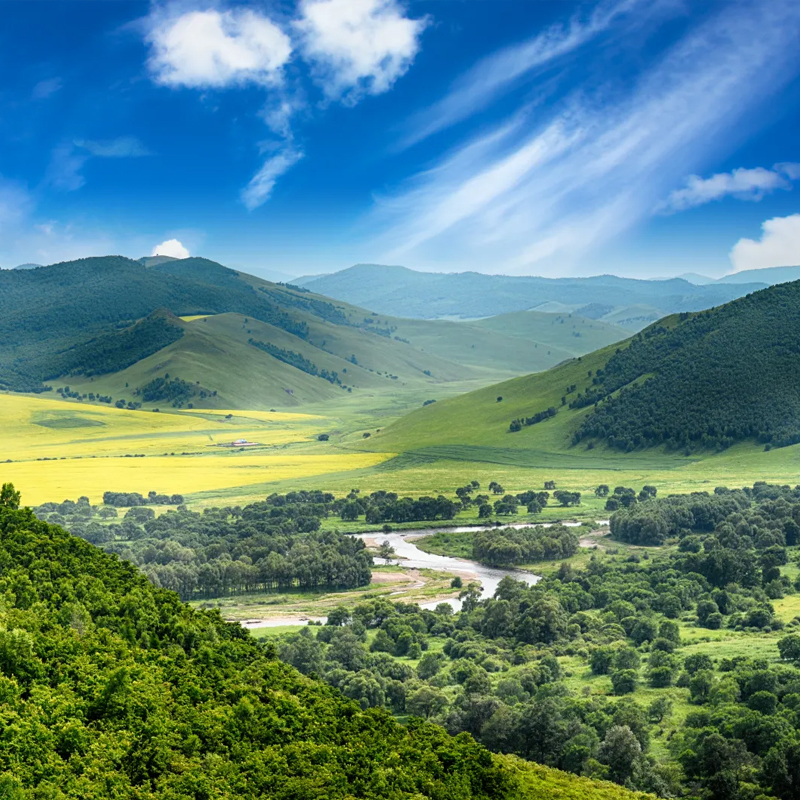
242,520 -> 596,628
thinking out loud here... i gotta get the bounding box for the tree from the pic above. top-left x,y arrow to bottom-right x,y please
406,686 -> 447,719
0,483 -> 20,509
377,540 -> 395,562
595,485 -> 610,497
589,646 -> 614,675
598,725 -> 642,784
778,633 -> 800,663
648,696 -> 673,723
611,669 -> 637,695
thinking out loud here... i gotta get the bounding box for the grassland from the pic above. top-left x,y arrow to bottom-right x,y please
193,564 -> 460,626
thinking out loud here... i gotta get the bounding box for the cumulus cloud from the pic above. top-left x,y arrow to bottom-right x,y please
146,7 -> 292,88
730,214 -> 800,272
75,137 -> 152,157
295,0 -> 427,101
151,238 -> 190,259
662,163 -> 800,212
368,0 -> 800,274
143,1 -> 426,209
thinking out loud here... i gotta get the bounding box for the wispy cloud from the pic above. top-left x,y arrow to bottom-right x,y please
143,1 -> 427,209
45,137 -> 153,192
369,0 -> 800,274
730,214 -> 800,272
75,137 -> 152,158
398,0 -> 666,150
45,143 -> 89,192
661,163 -> 800,212
241,145 -> 304,210
32,77 -> 63,100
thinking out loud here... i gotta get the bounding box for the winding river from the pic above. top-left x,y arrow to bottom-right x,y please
243,520 -> 594,628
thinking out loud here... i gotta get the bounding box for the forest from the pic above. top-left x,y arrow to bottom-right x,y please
34,491 -> 374,600
0,485 -> 517,799
572,281 -> 800,452
276,481 -> 800,800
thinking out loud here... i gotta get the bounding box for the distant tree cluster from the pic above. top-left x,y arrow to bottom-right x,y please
248,338 -> 343,386
99,490 -> 185,507
472,524 -> 578,566
338,490 -> 459,524
509,406 -> 557,432
35,490 -> 372,600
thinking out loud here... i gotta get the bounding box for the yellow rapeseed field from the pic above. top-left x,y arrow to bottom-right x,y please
0,393 -> 390,504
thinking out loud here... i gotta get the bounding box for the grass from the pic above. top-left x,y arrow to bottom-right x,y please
189,566 -> 460,624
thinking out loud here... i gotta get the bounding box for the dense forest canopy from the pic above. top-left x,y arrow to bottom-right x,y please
573,281 -> 800,452
0,486 -> 521,799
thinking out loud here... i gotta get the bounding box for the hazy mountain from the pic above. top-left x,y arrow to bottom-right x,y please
717,265 -> 800,285
298,263 -> 766,325
12,262 -> 42,270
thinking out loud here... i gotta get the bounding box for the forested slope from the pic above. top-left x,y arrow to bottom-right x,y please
572,280 -> 800,451
373,280 -> 800,457
0,486 -> 652,799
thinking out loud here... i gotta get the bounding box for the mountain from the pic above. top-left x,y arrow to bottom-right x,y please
137,254 -> 179,267
0,255 -> 627,409
717,264 -> 800,286
675,272 -> 715,285
12,262 -> 42,270
297,264 -> 767,325
368,279 -> 800,458
0,496 -> 651,799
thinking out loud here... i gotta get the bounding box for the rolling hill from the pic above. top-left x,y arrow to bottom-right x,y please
366,279 -> 800,460
297,263 -> 766,326
0,255 -> 627,411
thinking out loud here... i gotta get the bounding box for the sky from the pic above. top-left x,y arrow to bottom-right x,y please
1,0 -> 800,280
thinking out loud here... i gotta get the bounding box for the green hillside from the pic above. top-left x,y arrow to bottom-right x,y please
474,310 -> 627,354
1,255 -> 628,412
366,280 -> 800,461
0,489 -> 651,800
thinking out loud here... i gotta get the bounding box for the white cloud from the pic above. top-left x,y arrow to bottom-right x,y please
76,137 -> 151,157
241,146 -> 304,210
32,78 -> 63,100
730,214 -> 800,272
661,164 -> 800,212
295,0 -> 427,102
368,0 -> 800,274
146,8 -> 292,88
143,1 -> 425,207
151,238 -> 190,259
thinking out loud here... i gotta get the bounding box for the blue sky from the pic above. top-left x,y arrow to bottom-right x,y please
1,0 -> 800,280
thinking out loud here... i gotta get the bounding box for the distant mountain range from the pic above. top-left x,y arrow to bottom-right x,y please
0,255 -> 629,409
296,263 -> 781,327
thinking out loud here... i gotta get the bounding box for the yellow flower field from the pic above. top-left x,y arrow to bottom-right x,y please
0,393 -> 391,504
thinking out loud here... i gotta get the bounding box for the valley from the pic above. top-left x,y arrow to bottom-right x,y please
5,255 -> 800,800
